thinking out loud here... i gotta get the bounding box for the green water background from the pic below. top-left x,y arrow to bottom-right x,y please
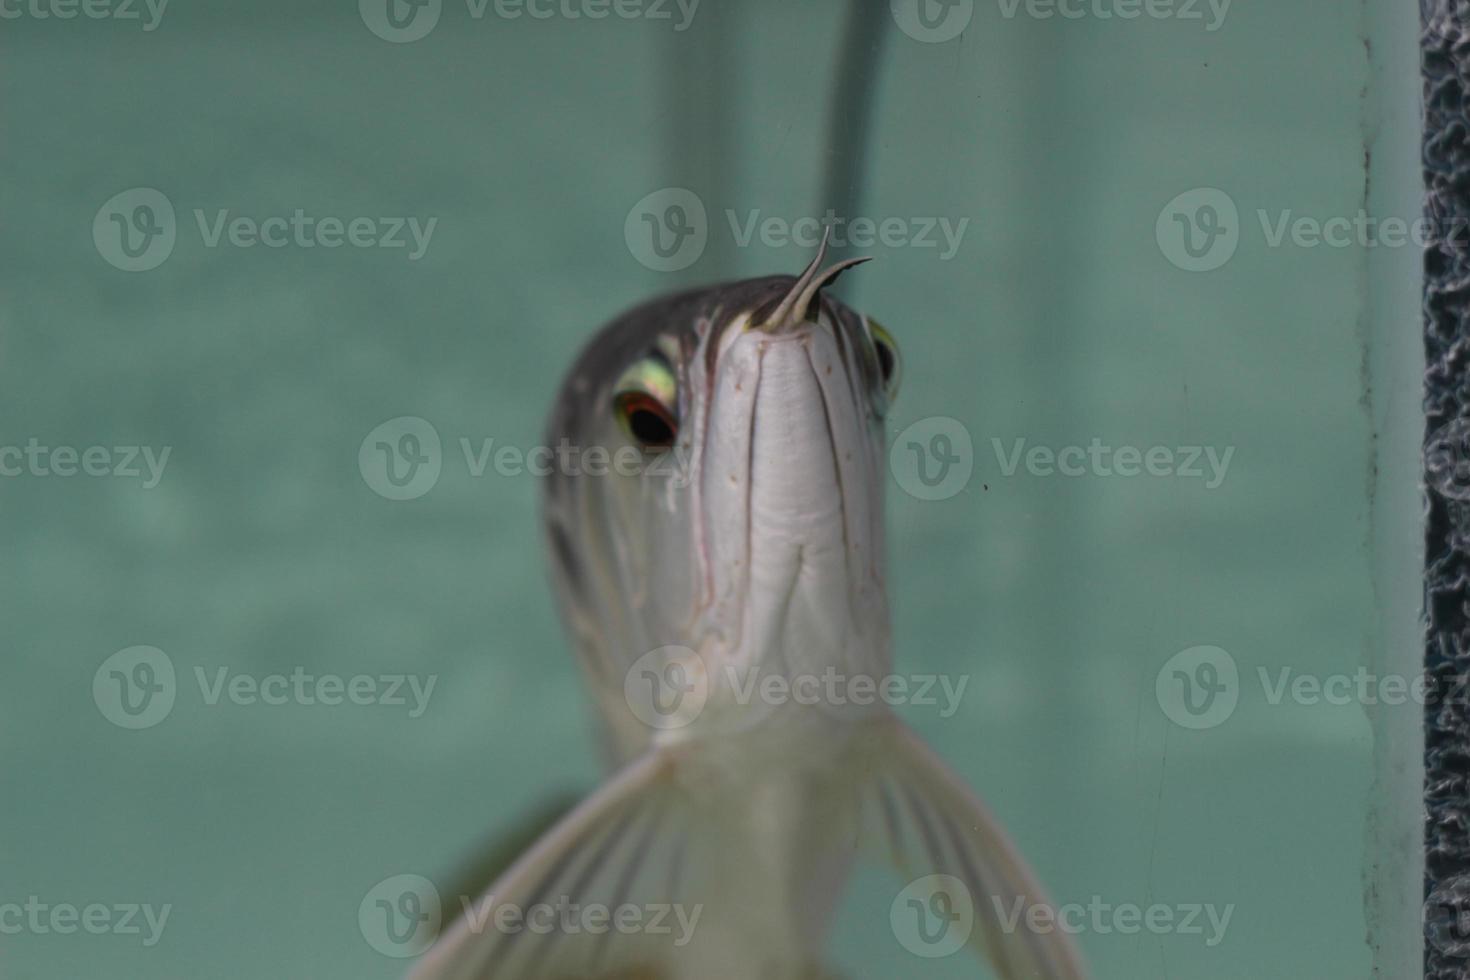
0,1 -> 1422,977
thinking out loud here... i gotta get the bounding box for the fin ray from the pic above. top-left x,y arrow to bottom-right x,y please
409,751 -> 687,980
863,720 -> 1089,980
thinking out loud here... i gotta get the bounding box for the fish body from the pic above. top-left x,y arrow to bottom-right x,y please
412,241 -> 1087,980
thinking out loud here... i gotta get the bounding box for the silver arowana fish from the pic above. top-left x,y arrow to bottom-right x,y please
412,236 -> 1087,980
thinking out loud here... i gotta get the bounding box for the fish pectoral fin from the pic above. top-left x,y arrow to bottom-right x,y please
407,749 -> 694,980
861,719 -> 1090,980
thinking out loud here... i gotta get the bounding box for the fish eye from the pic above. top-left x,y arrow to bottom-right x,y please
868,319 -> 901,402
612,355 -> 678,451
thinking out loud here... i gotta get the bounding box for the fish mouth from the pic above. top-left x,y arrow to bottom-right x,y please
691,310 -> 885,682
747,333 -> 846,536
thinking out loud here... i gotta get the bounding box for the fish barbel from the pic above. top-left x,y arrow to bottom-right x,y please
410,233 -> 1087,980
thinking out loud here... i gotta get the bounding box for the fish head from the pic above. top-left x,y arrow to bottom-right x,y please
543,239 -> 902,747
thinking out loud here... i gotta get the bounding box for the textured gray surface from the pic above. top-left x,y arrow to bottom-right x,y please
1423,2 -> 1470,978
